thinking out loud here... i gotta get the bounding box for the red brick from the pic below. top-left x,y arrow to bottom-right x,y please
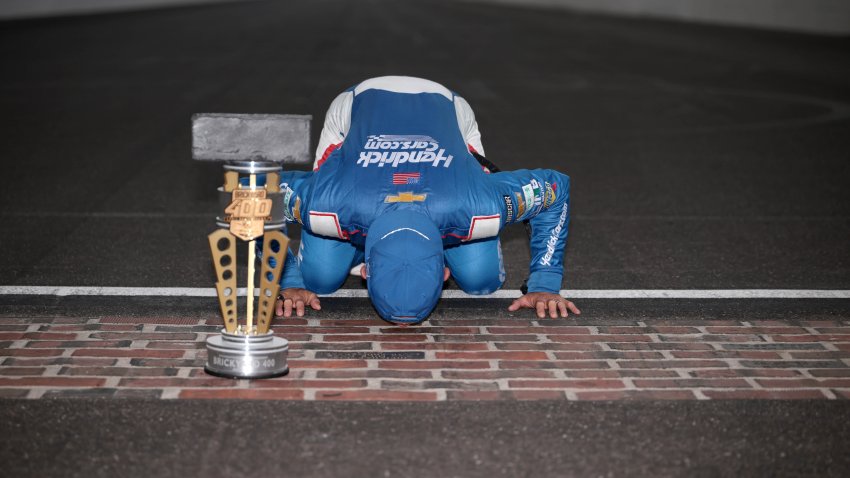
703,390 -> 828,399
447,390 -> 566,400
101,317 -> 201,325
670,351 -> 782,359
380,326 -> 480,335
553,351 -> 665,360
90,333 -> 197,340
381,380 -> 500,391
749,320 -> 804,326
788,351 -> 850,359
487,326 -> 591,335
441,370 -> 557,380
61,367 -> 178,377
575,390 -> 696,400
797,320 -> 844,327
41,318 -> 88,324
316,370 -> 433,379
649,326 -> 703,334
288,359 -> 368,369
599,326 -> 698,334
130,358 -> 202,367
434,351 -> 549,361
836,390 -> 850,399
27,340 -> 129,348
271,333 -> 311,342
508,379 -> 625,389
22,332 -> 80,340
271,326 -> 372,334
659,334 -> 763,343
290,342 -> 373,351
35,325 -> 87,331
0,367 -> 47,376
690,369 -> 801,378
835,343 -> 850,351
0,377 -> 106,387
549,334 -> 653,343
180,389 -> 304,399
0,332 -> 24,340
617,360 -> 729,369
705,327 -> 807,334
0,325 -> 28,331
632,378 -> 750,388
609,343 -> 714,351
72,349 -> 185,358
812,327 -> 850,334
500,360 -> 610,370
594,327 -> 645,334
145,341 -> 205,350
315,390 -> 438,401
118,377 -> 238,388
496,342 -> 602,351
436,327 -> 496,334
4,357 -> 116,366
809,369 -> 850,377
379,342 -> 489,351
757,378 -> 850,388
437,334 -> 538,342
431,319 -> 536,327
322,334 -> 427,342
379,360 -> 492,370
564,369 -> 680,378
0,349 -> 64,357
770,335 -> 850,342
645,320 -> 742,326
250,379 -> 367,389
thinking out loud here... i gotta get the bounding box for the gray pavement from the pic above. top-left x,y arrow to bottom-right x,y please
1,0 -> 849,289
3,399 -> 850,477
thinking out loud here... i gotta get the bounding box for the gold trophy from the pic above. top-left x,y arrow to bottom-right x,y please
192,113 -> 311,378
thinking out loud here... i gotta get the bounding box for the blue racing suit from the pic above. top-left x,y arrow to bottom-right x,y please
276,77 -> 572,295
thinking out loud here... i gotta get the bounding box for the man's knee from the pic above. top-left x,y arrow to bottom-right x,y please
300,256 -> 349,294
451,267 -> 504,295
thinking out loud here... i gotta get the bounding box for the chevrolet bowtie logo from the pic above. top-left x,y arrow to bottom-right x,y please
384,192 -> 427,203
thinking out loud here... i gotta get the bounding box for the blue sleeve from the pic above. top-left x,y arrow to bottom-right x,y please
279,234 -> 306,290
490,169 -> 571,293
279,170 -> 313,289
253,171 -> 313,290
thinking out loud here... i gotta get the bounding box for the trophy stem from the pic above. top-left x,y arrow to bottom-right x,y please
246,238 -> 256,333
245,173 -> 257,334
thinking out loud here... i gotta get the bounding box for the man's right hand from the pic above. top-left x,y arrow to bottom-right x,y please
276,288 -> 321,318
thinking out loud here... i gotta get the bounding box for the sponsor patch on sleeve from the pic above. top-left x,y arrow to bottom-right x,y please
543,182 -> 556,208
503,195 -> 515,223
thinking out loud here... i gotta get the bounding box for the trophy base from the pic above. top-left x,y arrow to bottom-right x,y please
204,330 -> 289,379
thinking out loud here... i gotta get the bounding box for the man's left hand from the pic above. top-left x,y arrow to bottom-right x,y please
508,292 -> 581,319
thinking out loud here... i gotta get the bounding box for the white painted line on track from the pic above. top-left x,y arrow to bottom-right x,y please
0,286 -> 849,299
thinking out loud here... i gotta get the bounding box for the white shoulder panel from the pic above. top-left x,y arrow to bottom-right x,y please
454,95 -> 485,156
466,215 -> 501,241
354,76 -> 453,101
313,91 -> 353,169
308,211 -> 347,240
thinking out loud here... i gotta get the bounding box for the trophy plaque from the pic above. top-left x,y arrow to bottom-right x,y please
192,113 -> 311,379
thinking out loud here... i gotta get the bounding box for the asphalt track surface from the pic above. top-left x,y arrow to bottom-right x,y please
1,0 -> 849,476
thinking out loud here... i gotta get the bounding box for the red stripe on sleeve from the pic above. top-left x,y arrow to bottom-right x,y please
314,142 -> 341,171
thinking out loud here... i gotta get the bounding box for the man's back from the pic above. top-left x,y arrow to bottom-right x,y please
306,77 -> 498,246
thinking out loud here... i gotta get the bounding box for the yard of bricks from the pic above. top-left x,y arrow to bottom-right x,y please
2,309 -> 849,401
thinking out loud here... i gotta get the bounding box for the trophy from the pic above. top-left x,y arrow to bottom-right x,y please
192,113 -> 311,378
